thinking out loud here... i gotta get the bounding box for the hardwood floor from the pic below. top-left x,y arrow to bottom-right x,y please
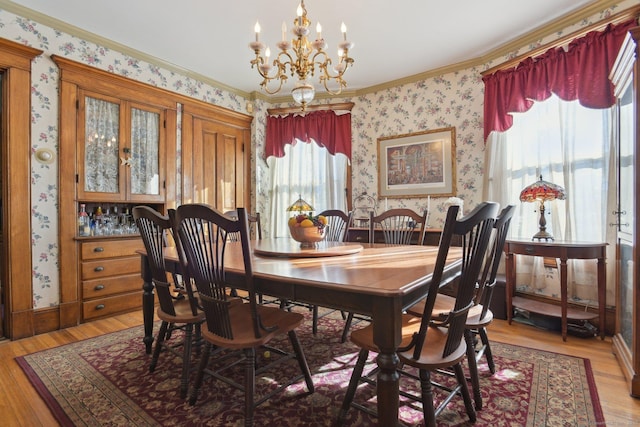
0,311 -> 638,426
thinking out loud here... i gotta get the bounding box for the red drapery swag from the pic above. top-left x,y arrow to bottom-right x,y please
482,19 -> 637,142
265,110 -> 352,160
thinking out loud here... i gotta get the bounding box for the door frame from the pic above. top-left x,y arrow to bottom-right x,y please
0,38 -> 42,339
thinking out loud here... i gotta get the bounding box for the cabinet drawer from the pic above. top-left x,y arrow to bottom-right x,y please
81,257 -> 140,280
81,239 -> 144,260
82,273 -> 142,299
82,292 -> 141,320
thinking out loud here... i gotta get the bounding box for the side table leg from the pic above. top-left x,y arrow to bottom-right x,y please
505,251 -> 515,324
597,256 -> 606,340
560,257 -> 568,342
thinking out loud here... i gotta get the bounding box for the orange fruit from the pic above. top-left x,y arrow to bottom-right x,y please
318,215 -> 327,225
300,219 -> 314,227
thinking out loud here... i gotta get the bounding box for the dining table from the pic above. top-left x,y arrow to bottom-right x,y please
138,237 -> 462,426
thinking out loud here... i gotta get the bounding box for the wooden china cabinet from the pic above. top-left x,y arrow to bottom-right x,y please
55,56 -> 177,326
610,27 -> 640,397
53,56 -> 252,330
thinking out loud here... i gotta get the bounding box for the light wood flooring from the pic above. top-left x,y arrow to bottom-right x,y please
0,310 -> 638,426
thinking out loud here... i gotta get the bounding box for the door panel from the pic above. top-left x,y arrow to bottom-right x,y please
184,114 -> 245,212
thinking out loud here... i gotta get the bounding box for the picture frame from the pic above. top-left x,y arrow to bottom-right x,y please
377,127 -> 456,198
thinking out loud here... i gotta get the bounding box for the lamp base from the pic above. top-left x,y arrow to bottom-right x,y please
532,230 -> 554,241
531,201 -> 554,241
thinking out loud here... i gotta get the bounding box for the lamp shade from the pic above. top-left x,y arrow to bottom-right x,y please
519,175 -> 565,241
286,194 -> 314,213
519,175 -> 566,203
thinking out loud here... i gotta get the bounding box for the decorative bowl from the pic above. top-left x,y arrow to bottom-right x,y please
288,223 -> 328,247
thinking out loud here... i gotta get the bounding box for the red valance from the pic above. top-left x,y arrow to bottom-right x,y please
265,110 -> 352,160
483,19 -> 636,142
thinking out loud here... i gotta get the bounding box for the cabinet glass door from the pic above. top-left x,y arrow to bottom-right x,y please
81,95 -> 123,199
618,82 -> 635,350
129,105 -> 160,197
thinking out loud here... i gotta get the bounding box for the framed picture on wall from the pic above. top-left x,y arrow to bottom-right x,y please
377,127 -> 456,198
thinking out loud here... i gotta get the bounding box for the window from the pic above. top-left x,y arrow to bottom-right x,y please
268,139 -> 348,238
485,94 -> 616,304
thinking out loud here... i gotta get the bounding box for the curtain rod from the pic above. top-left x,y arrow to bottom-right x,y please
267,102 -> 354,116
481,5 -> 640,76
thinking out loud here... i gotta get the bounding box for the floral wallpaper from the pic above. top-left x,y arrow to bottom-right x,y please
0,1 -> 635,310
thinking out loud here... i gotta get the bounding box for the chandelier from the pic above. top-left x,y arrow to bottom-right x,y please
249,0 -> 354,109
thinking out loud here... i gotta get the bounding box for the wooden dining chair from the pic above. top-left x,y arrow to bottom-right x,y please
369,207 -> 429,245
320,209 -> 353,243
172,204 -> 314,426
224,209 -> 262,240
337,202 -> 498,426
132,205 -> 205,399
223,209 -> 265,301
341,207 -> 429,342
310,210 -> 353,333
407,204 -> 515,409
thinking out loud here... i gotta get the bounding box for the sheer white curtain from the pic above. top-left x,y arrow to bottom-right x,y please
130,107 -> 160,195
268,139 -> 348,238
484,94 -> 616,304
85,96 -> 120,193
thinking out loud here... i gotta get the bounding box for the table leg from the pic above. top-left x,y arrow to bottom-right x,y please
372,302 -> 402,426
597,256 -> 606,340
560,257 -> 568,342
375,351 -> 400,425
140,254 -> 155,354
505,250 -> 515,324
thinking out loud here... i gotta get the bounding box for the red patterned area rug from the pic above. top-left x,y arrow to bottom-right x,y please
16,309 -> 604,427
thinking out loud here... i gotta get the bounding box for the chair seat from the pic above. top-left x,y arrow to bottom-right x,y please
350,313 -> 467,369
407,294 -> 489,326
466,307 -> 493,327
201,302 -> 305,350
156,297 -> 205,324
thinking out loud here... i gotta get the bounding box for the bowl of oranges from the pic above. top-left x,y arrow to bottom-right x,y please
288,213 -> 329,247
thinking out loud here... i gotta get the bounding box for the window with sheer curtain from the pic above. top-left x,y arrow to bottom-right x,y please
484,94 -> 616,304
268,139 -> 348,238
481,19 -> 634,308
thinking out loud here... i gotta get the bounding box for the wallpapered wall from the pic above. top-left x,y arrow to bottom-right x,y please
0,2 -> 632,309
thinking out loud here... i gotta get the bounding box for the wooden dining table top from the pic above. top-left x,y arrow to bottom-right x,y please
159,238 -> 462,300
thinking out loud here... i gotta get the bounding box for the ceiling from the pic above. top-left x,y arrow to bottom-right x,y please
7,0 -> 599,98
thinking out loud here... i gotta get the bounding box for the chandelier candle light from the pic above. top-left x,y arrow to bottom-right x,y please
519,175 -> 566,241
249,0 -> 354,110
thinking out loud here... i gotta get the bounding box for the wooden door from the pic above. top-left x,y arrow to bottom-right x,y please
610,27 -> 640,397
181,106 -> 250,212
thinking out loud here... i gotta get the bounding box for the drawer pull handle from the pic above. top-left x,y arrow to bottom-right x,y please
93,247 -> 104,252
94,284 -> 105,291
95,304 -> 105,310
524,246 -> 536,254
94,266 -> 104,272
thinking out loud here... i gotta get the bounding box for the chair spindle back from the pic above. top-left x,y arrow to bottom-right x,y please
172,204 -> 262,340
410,202 -> 499,360
369,208 -> 429,245
134,206 -> 198,317
318,209 -> 353,242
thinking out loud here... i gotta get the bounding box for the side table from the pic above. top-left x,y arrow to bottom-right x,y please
504,239 -> 607,341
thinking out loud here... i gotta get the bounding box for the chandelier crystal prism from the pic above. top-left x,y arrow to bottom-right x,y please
249,0 -> 354,109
